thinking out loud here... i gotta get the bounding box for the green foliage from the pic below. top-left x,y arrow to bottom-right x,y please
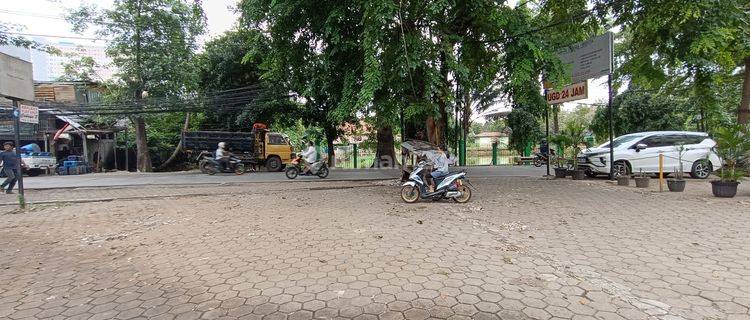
196,29 -> 300,131
712,124 -> 750,182
57,56 -> 101,82
561,117 -> 587,166
590,90 -> 690,140
612,0 -> 750,123
507,108 -> 541,155
68,0 -> 206,96
470,120 -> 506,135
549,133 -> 571,168
67,0 -> 206,169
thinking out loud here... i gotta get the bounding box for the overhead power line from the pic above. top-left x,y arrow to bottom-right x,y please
6,32 -> 107,41
0,9 -> 66,20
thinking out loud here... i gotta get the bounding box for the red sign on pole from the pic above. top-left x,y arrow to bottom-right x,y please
546,81 -> 588,105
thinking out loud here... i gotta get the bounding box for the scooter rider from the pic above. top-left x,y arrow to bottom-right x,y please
300,141 -> 317,174
540,138 -> 549,157
426,144 -> 450,193
216,142 -> 229,171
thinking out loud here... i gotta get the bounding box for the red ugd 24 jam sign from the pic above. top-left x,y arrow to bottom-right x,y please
546,81 -> 588,104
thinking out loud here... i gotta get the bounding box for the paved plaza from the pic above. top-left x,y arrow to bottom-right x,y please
1,176 -> 749,320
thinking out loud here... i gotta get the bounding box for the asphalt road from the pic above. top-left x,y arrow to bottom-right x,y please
20,165 -> 548,190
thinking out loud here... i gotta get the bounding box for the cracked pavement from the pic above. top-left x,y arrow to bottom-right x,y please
1,177 -> 748,320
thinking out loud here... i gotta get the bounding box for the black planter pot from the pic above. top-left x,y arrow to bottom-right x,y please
634,177 -> 650,188
554,167 -> 567,178
617,176 -> 630,186
570,169 -> 586,180
667,179 -> 686,192
711,181 -> 739,198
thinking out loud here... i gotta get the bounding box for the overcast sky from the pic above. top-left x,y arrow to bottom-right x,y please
1,0 -> 238,44
1,0 -> 609,112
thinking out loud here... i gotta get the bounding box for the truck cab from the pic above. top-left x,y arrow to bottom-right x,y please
254,131 -> 293,171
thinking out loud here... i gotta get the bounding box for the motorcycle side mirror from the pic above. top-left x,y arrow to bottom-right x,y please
635,143 -> 647,152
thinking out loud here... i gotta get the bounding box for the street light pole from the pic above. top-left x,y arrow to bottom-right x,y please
11,99 -> 26,208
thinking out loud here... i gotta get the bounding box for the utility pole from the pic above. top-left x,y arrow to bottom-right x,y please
12,100 -> 26,208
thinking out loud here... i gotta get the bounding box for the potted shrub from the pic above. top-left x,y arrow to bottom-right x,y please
634,169 -> 650,188
667,145 -> 687,192
710,125 -> 750,198
617,175 -> 630,186
550,134 -> 570,178
562,120 -> 587,180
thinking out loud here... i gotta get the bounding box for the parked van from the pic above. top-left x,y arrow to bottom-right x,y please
578,131 -> 721,178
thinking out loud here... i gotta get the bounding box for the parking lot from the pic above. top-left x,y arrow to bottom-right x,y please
1,173 -> 749,320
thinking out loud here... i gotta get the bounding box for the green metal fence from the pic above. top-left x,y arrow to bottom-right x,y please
333,142 -> 522,168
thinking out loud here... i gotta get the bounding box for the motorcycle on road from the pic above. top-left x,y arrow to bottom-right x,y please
400,161 -> 472,203
533,150 -> 555,167
197,151 -> 246,175
285,155 -> 329,179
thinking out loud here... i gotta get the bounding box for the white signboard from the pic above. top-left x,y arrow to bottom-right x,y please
19,104 -> 39,124
546,81 -> 588,104
0,52 -> 34,101
558,32 -> 613,83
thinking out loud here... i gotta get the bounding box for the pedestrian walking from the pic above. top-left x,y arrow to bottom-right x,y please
0,142 -> 23,194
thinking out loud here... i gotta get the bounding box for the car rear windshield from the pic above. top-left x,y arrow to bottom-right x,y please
599,134 -> 645,148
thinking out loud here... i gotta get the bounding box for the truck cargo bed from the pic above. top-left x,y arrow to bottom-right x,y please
183,131 -> 255,152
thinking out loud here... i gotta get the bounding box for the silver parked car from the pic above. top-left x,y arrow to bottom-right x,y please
578,131 -> 721,178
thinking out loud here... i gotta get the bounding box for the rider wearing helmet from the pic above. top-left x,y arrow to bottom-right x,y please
216,142 -> 229,171
540,138 -> 549,157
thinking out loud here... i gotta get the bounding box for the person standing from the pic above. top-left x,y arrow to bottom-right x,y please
0,142 -> 24,194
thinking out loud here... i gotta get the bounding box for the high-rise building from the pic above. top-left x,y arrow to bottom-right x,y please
44,41 -> 114,81
0,40 -> 115,82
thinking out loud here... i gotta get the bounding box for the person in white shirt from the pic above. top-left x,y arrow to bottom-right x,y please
216,142 -> 229,171
300,141 -> 317,174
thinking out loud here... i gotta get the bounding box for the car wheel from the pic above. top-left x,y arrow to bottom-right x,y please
612,161 -> 630,178
690,160 -> 712,179
266,156 -> 282,172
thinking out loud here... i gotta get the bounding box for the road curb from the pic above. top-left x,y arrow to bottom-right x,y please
20,176 -> 398,191
0,182 -> 386,207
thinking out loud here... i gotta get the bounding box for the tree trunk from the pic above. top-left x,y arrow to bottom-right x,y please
462,89 -> 471,139
156,113 -> 190,171
133,115 -> 152,172
425,117 -> 442,145
739,56 -> 750,125
324,125 -> 336,167
373,125 -> 397,168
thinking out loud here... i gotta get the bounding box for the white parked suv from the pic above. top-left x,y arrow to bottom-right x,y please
577,131 -> 721,179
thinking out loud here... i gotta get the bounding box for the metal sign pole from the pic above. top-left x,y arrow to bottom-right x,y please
607,74 -> 614,180
607,32 -> 615,181
11,100 -> 26,208
545,100 -> 550,176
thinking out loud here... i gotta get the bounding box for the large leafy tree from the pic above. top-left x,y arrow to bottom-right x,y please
590,89 -> 690,139
196,29 -> 299,131
68,0 -> 206,172
611,0 -> 750,126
